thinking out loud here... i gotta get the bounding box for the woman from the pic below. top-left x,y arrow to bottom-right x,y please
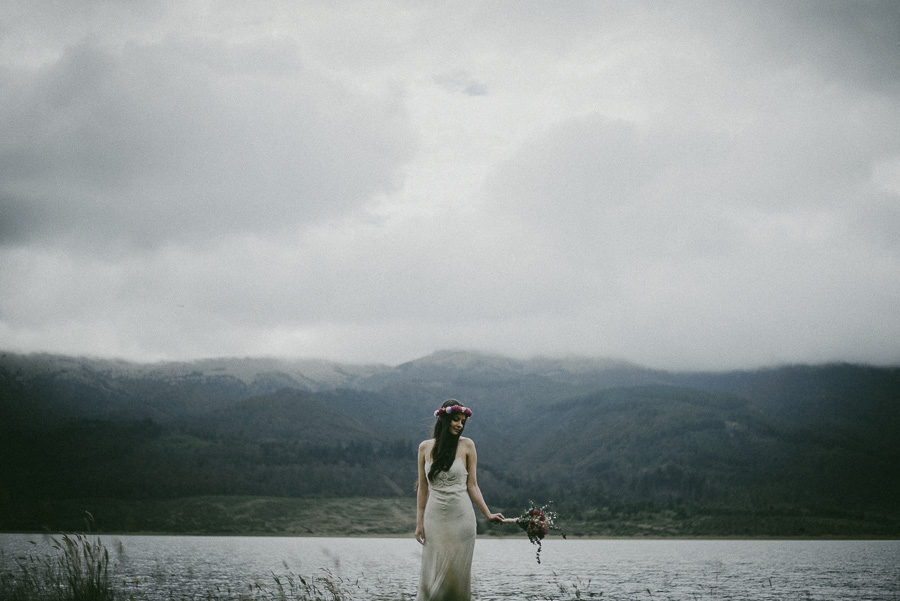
415,399 -> 504,601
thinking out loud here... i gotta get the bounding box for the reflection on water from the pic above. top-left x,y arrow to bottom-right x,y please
1,534 -> 898,600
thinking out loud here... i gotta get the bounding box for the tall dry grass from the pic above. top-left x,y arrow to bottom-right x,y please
0,532 -> 114,601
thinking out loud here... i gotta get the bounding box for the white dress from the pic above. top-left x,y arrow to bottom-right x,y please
417,456 -> 477,601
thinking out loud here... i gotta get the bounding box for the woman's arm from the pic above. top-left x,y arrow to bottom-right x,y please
415,440 -> 430,544
464,439 -> 505,523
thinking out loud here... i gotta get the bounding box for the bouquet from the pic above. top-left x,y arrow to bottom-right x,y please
502,500 -> 565,564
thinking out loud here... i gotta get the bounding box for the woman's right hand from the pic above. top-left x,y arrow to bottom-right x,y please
415,524 -> 426,545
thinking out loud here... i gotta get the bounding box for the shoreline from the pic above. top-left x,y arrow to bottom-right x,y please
2,529 -> 897,541
4,494 -> 898,540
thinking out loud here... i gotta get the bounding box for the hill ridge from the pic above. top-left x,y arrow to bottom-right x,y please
1,350 -> 898,535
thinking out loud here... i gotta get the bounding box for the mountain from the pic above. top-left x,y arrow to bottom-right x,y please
1,350 -> 898,535
672,364 -> 900,430
193,388 -> 372,443
502,384 -> 898,511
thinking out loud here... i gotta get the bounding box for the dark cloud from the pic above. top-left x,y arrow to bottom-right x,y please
773,1 -> 900,94
637,1 -> 900,93
0,36 -> 415,250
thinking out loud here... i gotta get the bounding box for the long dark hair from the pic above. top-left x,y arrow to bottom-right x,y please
427,399 -> 468,482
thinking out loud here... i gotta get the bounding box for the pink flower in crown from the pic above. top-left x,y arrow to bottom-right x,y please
434,404 -> 473,417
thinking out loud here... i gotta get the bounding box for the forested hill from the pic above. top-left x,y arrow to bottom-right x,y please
1,350 -> 898,536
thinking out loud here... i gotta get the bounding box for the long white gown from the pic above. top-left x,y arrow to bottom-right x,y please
417,456 -> 476,601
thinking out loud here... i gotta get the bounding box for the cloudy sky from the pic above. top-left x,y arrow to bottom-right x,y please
1,1 -> 899,370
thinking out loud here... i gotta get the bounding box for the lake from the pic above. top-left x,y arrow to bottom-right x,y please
1,534 -> 898,600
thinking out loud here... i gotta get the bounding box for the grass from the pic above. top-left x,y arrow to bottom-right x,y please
5,497 -> 417,537
7,496 -> 898,537
0,529 -> 115,601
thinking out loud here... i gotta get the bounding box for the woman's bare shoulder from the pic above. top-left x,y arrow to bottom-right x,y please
459,437 -> 476,449
418,439 -> 435,452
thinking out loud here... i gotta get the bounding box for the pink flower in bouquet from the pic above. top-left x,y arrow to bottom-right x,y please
507,501 -> 565,564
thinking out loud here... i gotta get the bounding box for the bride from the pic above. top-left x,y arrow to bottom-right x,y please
415,399 -> 505,601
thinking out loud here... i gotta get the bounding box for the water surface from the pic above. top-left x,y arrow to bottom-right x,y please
2,534 -> 897,600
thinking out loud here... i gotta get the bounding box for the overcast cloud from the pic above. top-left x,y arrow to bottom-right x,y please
1,0 -> 899,370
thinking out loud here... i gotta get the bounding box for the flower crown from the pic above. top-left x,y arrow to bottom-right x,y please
434,404 -> 472,418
